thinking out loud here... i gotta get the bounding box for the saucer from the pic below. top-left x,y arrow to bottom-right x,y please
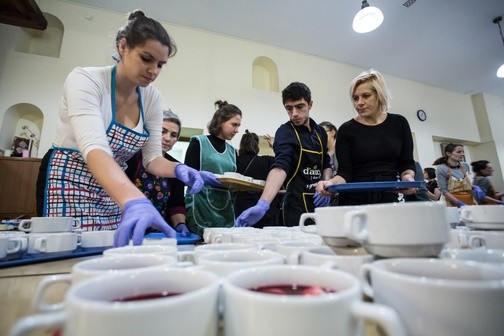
363,243 -> 445,258
465,222 -> 504,230
321,236 -> 361,249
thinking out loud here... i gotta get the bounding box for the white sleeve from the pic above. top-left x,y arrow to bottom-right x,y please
63,67 -> 113,161
141,86 -> 163,167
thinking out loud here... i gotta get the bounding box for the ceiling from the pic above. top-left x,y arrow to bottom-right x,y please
59,1 -> 504,99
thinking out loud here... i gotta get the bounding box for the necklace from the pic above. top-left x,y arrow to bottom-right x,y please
447,162 -> 459,168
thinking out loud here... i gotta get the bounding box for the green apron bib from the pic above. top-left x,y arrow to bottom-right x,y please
186,135 -> 236,236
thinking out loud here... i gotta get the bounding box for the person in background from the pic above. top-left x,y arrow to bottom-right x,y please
125,109 -> 190,236
36,11 -> 214,247
236,82 -> 332,227
433,143 -> 483,207
319,121 -> 339,205
470,160 -> 504,205
234,130 -> 280,228
184,100 -> 241,236
318,121 -> 338,176
405,161 -> 430,202
316,69 -> 417,205
423,167 -> 441,201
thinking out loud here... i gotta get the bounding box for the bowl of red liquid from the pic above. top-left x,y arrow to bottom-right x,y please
221,264 -> 405,336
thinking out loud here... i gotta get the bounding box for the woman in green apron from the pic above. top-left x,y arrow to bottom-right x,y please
184,100 -> 242,236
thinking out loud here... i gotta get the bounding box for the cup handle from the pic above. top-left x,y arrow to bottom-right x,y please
288,251 -> 302,265
468,235 -> 485,248
18,220 -> 31,232
298,213 -> 316,233
177,250 -> 196,267
7,238 -> 22,254
7,310 -> 67,336
360,263 -> 374,299
34,238 -> 47,253
32,274 -> 72,312
344,209 -> 368,242
72,218 -> 81,229
351,301 -> 406,336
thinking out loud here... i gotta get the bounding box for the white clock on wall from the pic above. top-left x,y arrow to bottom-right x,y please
417,109 -> 427,121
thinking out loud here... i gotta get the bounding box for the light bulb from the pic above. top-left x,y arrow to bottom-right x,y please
497,64 -> 504,78
353,5 -> 384,33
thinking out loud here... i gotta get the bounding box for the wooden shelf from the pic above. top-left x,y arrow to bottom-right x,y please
0,156 -> 42,219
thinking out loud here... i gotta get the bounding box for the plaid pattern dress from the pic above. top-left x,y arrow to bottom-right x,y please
43,67 -> 149,230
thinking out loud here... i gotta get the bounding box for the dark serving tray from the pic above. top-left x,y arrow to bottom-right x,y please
326,181 -> 424,193
0,247 -> 108,269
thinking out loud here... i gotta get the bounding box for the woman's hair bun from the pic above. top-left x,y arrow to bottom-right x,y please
128,10 -> 146,21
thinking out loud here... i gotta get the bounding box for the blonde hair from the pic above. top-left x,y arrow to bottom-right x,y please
349,69 -> 391,114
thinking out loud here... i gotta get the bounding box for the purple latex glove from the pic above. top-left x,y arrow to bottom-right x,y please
175,223 -> 190,237
455,200 -> 466,208
115,198 -> 176,247
472,185 -> 485,201
200,171 -> 221,186
174,164 -> 204,194
313,192 -> 330,207
235,199 -> 270,227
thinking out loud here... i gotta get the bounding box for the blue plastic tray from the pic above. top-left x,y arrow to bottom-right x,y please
326,181 -> 424,193
146,232 -> 201,245
0,247 -> 107,269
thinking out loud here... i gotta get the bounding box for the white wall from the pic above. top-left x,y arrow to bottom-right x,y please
0,0 -> 503,187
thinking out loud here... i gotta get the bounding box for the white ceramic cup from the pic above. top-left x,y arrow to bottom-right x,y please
301,246 -> 373,277
361,258 -> 504,336
0,235 -> 23,259
299,206 -> 362,247
10,268 -> 220,336
222,265 -> 406,336
27,232 -> 79,253
177,243 -> 259,265
445,228 -> 471,249
103,244 -> 177,258
460,205 -> 504,225
275,240 -> 323,264
344,201 -> 450,257
223,172 -> 243,179
80,230 -> 115,248
141,237 -> 177,246
439,248 -> 504,264
0,232 -> 27,257
445,207 -> 460,227
197,249 -> 285,277
33,254 -> 177,312
18,217 -> 81,233
466,230 -> 504,249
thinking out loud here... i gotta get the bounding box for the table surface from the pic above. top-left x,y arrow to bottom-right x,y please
0,255 -> 384,336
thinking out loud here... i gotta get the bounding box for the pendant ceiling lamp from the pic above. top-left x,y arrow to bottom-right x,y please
493,16 -> 504,78
353,0 -> 384,33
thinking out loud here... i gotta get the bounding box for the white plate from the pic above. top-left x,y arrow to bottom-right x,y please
465,222 -> 504,230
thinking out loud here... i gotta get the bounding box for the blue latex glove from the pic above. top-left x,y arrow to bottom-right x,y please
174,164 -> 204,194
313,192 -> 330,207
235,199 -> 270,227
115,198 -> 176,247
200,171 -> 221,186
455,200 -> 466,208
175,223 -> 190,237
472,185 -> 485,201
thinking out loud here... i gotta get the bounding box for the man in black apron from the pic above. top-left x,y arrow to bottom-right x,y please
235,82 -> 332,227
